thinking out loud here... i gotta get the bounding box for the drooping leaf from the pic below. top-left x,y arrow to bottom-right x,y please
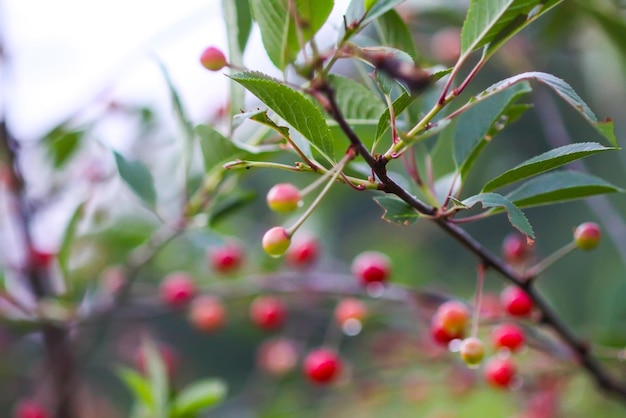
157,62 -> 193,143
58,201 -> 85,282
461,192 -> 534,238
506,170 -> 623,208
460,0 -> 562,57
170,379 -> 227,416
230,71 -> 334,159
114,152 -> 157,208
484,72 -> 618,146
374,195 -> 420,225
453,81 -> 531,177
250,0 -> 334,70
483,142 -> 615,192
117,367 -> 154,409
329,75 -> 386,120
374,8 -> 418,59
43,125 -> 84,168
196,125 -> 243,173
223,0 -> 253,54
222,0 -> 253,122
343,0 -> 405,39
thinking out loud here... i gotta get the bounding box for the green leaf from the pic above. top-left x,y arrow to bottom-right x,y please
157,62 -> 193,142
141,339 -> 169,418
460,0 -> 562,57
117,367 -> 154,409
230,71 -> 334,159
329,75 -> 386,120
114,152 -> 157,208
374,9 -> 418,59
483,142 -> 615,192
208,189 -> 257,227
506,170 -> 623,208
43,125 -> 84,168
343,0 -> 405,38
196,125 -> 243,173
453,81 -> 531,177
223,0 -> 252,54
58,202 -> 85,282
374,195 -> 420,225
171,379 -> 227,416
250,0 -> 333,70
462,192 -> 534,238
485,71 -> 618,146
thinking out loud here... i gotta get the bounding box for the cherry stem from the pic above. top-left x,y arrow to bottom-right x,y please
286,151 -> 352,237
471,263 -> 486,339
526,240 -> 578,279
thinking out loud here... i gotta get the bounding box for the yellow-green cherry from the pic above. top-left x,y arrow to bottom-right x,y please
574,222 -> 601,250
262,227 -> 291,257
266,183 -> 302,213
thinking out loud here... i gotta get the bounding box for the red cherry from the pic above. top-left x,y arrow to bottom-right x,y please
430,319 -> 464,346
189,295 -> 226,333
303,348 -> 342,384
492,323 -> 525,353
574,222 -> 601,250
256,337 -> 299,376
351,251 -> 391,285
13,400 -> 49,418
286,236 -> 319,268
250,296 -> 287,331
160,272 -> 197,308
134,343 -> 179,378
262,227 -> 291,257
266,183 -> 302,213
334,298 -> 367,326
484,357 -> 517,388
209,243 -> 244,274
502,233 -> 532,264
199,46 -> 227,71
500,286 -> 533,317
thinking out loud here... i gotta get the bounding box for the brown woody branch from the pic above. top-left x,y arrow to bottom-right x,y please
316,82 -> 626,402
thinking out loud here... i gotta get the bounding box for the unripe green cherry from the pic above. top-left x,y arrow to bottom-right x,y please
266,183 -> 302,213
200,46 -> 227,71
574,222 -> 601,250
262,227 -> 291,257
459,337 -> 485,366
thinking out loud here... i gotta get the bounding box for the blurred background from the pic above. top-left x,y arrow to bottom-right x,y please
1,0 -> 626,417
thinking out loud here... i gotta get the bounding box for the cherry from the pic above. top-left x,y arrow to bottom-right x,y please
262,227 -> 291,257
160,272 -> 197,308
266,183 -> 302,213
430,319 -> 464,346
334,298 -> 367,326
209,243 -> 244,274
199,46 -> 227,71
13,400 -> 49,418
574,222 -> 601,250
502,233 -> 532,264
303,348 -> 342,384
492,323 -> 525,353
351,251 -> 391,285
250,296 -> 287,331
189,295 -> 226,333
433,300 -> 469,335
256,337 -> 298,376
286,236 -> 319,268
459,337 -> 485,366
484,357 -> 517,388
500,286 -> 533,317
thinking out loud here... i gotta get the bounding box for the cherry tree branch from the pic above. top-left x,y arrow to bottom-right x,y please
317,82 -> 626,402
